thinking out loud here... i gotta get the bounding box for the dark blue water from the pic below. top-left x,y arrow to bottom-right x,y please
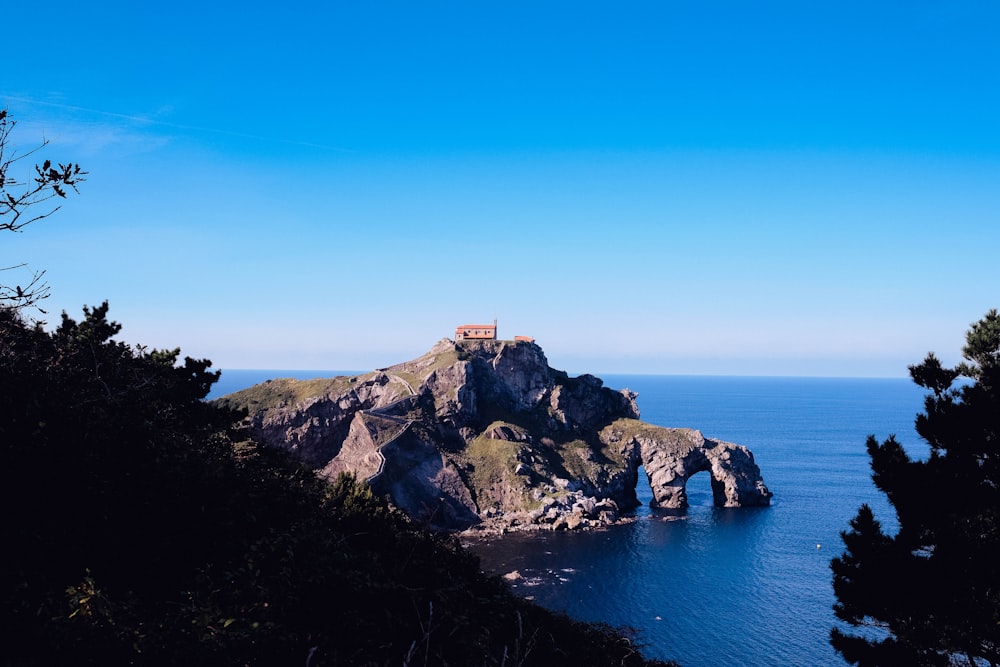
469,375 -> 928,667
209,370 -> 928,666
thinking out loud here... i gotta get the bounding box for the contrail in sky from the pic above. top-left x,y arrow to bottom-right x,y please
3,95 -> 355,153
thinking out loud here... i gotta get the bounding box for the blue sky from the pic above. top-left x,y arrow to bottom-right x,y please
4,2 -> 999,376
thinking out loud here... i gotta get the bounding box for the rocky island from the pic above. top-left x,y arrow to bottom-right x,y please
217,338 -> 772,532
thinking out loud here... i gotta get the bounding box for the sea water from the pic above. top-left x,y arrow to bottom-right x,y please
209,371 -> 928,666
469,375 -> 927,666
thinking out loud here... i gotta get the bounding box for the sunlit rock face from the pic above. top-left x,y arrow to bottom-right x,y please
628,427 -> 773,510
219,338 -> 771,532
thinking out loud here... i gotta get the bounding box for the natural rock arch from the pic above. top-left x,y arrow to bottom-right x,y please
632,427 -> 772,510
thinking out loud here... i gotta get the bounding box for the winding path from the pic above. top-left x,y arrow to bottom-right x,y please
363,392 -> 417,484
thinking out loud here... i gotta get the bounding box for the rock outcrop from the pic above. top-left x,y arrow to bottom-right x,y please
217,339 -> 771,531
602,422 -> 772,510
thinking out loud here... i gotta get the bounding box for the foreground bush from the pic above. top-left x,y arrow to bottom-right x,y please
1,304 -> 673,666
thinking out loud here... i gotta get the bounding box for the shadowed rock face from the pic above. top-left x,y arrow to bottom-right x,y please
218,339 -> 771,531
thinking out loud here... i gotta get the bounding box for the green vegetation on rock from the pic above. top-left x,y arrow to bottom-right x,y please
466,429 -> 530,511
216,375 -> 358,413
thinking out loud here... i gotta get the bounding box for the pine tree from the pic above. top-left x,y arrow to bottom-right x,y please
831,310 -> 1000,666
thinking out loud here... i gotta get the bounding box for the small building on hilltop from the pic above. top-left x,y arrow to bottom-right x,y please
454,321 -> 535,344
455,320 -> 497,341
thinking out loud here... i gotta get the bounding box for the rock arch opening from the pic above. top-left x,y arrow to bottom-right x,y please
683,470 -> 718,508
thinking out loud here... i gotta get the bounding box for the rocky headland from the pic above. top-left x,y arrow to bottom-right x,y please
216,339 -> 772,532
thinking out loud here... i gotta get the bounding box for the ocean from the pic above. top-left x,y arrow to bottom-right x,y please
209,371 -> 928,666
470,374 -> 925,667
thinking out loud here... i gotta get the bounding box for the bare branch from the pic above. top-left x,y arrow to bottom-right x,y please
0,107 -> 85,312
0,265 -> 50,310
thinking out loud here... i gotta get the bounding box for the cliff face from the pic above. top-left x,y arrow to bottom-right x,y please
218,339 -> 771,531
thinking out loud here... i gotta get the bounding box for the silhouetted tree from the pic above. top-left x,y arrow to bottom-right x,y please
0,108 -> 85,311
831,309 -> 1000,666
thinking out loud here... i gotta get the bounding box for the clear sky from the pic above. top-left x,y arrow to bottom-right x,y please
4,2 -> 999,377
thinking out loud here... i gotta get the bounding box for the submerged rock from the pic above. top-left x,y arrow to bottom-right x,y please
217,338 -> 771,531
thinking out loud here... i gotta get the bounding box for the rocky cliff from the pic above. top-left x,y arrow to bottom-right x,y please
217,339 -> 771,531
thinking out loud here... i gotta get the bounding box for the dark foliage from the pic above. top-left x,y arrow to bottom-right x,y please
1,304 -> 674,666
831,309 -> 1000,666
